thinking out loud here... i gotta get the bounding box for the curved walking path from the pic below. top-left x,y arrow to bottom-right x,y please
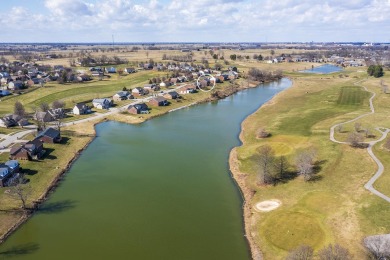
329,80 -> 390,202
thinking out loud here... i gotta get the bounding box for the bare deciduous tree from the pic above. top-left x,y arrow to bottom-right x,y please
9,175 -> 32,211
286,245 -> 314,260
14,101 -> 25,117
364,128 -> 374,138
295,150 -> 316,181
364,235 -> 390,260
336,124 -> 343,133
258,145 -> 275,184
274,156 -> 289,180
257,128 -> 270,138
384,138 -> 390,150
52,100 -> 65,110
347,132 -> 364,148
318,244 -> 352,260
40,102 -> 50,112
354,122 -> 362,132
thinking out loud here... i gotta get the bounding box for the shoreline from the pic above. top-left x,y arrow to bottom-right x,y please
228,78 -> 294,260
0,78 -> 270,246
0,128 -> 98,244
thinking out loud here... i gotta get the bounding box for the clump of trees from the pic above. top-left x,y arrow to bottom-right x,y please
247,68 -> 283,82
367,65 -> 384,78
287,243 -> 351,260
78,55 -> 128,67
347,132 -> 365,148
257,146 -> 321,184
162,54 -> 192,62
257,145 -> 290,185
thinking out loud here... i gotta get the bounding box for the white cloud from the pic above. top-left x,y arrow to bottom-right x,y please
1,0 -> 390,42
44,0 -> 93,16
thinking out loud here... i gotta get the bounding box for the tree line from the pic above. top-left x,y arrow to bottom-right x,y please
247,68 -> 283,82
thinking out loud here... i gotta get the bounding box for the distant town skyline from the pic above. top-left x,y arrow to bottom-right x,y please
1,0 -> 390,43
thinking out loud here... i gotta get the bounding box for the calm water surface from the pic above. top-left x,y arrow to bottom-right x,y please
0,79 -> 291,260
301,64 -> 342,74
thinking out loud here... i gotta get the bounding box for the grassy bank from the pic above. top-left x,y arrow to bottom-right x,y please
234,68 -> 390,259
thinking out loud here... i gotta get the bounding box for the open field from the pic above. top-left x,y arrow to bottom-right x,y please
235,67 -> 390,258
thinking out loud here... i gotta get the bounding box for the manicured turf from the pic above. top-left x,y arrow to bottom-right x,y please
236,69 -> 390,258
337,86 -> 370,106
261,211 -> 325,250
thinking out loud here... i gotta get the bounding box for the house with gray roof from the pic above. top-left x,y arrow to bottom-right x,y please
92,98 -> 112,109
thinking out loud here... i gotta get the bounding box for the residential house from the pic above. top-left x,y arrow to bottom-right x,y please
37,127 -> 61,143
113,91 -> 132,101
76,74 -> 91,82
18,118 -> 29,127
34,108 -> 64,122
0,164 -> 12,187
124,68 -> 136,73
170,78 -> 178,85
0,90 -> 11,96
0,77 -> 8,85
0,160 -> 21,186
73,103 -> 91,115
34,111 -> 55,123
91,71 -> 103,77
10,138 -> 44,161
92,98 -> 113,109
164,91 -> 180,100
0,72 -> 11,79
149,97 -> 169,106
132,87 -> 148,97
177,76 -> 187,83
105,67 -> 116,73
0,115 -> 17,128
144,84 -> 158,92
143,63 -> 153,70
179,84 -> 196,94
5,160 -> 20,173
8,80 -> 24,90
32,78 -> 44,85
127,103 -> 149,114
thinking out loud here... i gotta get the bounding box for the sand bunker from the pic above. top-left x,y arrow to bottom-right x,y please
255,200 -> 281,212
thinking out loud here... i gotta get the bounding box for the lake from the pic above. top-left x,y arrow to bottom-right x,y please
301,64 -> 342,74
0,78 -> 292,260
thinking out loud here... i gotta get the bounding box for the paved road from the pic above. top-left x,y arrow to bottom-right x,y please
329,80 -> 390,203
0,130 -> 35,151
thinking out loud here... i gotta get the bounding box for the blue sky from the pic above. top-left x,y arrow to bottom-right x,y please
1,0 -> 389,43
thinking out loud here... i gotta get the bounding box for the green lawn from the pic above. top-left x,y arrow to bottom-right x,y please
0,71 -> 164,115
337,86 -> 370,106
236,69 -> 390,258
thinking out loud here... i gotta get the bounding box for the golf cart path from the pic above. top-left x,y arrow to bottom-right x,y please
329,80 -> 390,203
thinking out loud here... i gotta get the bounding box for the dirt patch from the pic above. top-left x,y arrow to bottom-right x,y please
255,200 -> 281,212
